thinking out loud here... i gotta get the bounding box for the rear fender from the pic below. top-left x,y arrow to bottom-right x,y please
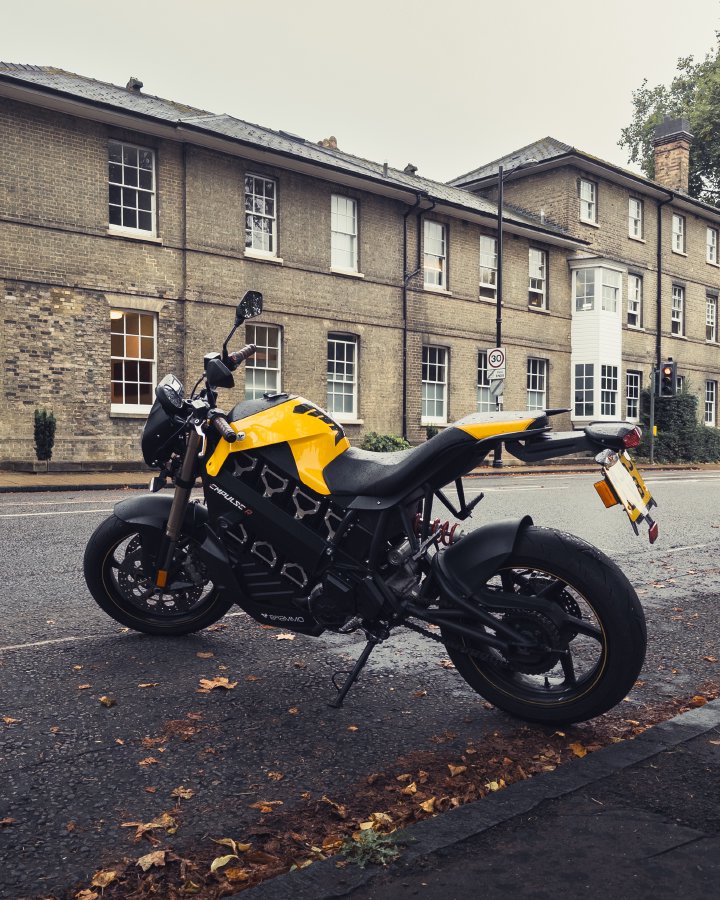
433,516 -> 533,599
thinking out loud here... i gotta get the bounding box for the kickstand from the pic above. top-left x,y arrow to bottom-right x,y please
328,637 -> 378,708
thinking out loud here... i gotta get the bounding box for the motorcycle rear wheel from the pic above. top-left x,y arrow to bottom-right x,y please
84,515 -> 234,635
441,526 -> 646,725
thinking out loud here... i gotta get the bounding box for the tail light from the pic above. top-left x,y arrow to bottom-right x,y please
622,426 -> 642,449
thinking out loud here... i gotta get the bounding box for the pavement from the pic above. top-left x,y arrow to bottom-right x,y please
244,700 -> 720,900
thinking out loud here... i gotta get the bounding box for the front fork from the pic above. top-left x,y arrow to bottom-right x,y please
154,427 -> 203,588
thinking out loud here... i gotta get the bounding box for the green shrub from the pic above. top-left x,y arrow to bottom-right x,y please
637,387 -> 720,462
425,425 -> 439,440
34,409 -> 57,462
360,431 -> 411,452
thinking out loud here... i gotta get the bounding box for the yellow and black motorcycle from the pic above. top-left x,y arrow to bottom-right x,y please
84,291 -> 658,724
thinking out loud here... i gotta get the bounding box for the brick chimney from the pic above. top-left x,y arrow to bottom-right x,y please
653,116 -> 693,193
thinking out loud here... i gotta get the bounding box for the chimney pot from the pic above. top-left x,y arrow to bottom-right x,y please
404,163 -> 418,175
126,77 -> 143,92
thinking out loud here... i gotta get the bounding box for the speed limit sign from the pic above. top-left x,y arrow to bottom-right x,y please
488,346 -> 506,380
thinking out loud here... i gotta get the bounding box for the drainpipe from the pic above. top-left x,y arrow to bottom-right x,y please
402,193 -> 430,440
656,191 -> 673,369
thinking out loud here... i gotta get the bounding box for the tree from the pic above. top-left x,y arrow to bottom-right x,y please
619,35 -> 720,203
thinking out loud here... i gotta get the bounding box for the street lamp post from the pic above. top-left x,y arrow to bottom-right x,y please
492,159 -> 538,468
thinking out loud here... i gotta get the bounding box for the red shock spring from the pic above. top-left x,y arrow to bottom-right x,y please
413,513 -> 459,546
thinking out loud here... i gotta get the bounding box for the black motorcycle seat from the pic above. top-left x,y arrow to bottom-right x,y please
323,427 -> 476,497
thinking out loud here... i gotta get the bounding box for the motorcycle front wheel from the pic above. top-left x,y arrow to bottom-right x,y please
83,515 -> 235,635
441,526 -> 647,725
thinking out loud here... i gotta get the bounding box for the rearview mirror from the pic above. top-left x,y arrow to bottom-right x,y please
235,290 -> 263,325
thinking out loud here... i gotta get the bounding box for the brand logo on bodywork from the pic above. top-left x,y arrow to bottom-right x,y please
293,403 -> 345,445
260,613 -> 306,623
209,483 -> 247,511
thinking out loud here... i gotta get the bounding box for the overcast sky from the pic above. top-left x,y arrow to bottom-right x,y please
3,0 -> 720,182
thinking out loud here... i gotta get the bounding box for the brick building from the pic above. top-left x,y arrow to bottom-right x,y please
1,66 -> 718,465
451,118 -> 720,429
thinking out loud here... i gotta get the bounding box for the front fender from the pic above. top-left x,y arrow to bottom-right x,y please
433,516 -> 533,599
114,494 -> 208,536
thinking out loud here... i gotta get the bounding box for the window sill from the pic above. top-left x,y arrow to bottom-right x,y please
670,333 -> 687,340
421,419 -> 448,427
110,406 -> 152,418
528,304 -> 550,314
671,249 -> 688,257
706,340 -> 719,345
627,325 -> 645,331
628,234 -> 646,244
331,268 -> 365,279
479,294 -> 497,303
108,227 -> 162,245
423,285 -> 452,296
335,417 -> 364,425
245,249 -> 284,264
707,260 -> 720,268
580,218 -> 600,228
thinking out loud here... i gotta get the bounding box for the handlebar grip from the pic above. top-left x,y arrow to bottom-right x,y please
209,411 -> 237,443
227,343 -> 257,368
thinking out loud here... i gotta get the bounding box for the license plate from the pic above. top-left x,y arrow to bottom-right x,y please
595,451 -> 658,542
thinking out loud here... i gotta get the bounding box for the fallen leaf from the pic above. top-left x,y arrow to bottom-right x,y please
75,890 -> 99,900
413,690 -> 427,698
99,696 -> 116,708
276,633 -> 296,641
138,757 -> 159,767
288,707 -> 300,715
322,835 -> 343,851
245,674 -> 261,681
347,725 -> 359,732
77,684 -> 92,690
137,850 -> 166,871
485,780 -> 502,791
196,652 -> 214,659
369,812 -> 393,825
395,773 -> 412,782
418,770 -> 429,784
709,740 -> 720,746
569,742 -> 588,758
210,853 -> 240,873
401,781 -> 417,795
320,795 -> 347,819
121,812 -> 177,841
2,716 -> 21,725
439,659 -> 455,669
90,870 -> 117,889
66,821 -> 76,832
225,867 -> 250,883
703,656 -> 718,662
115,738 -> 125,745
197,676 -> 238,692
171,786 -> 194,800
0,817 -> 16,827
73,665 -> 83,671
249,800 -> 283,814
419,797 -> 436,813
267,771 -> 284,781
138,683 -> 159,689
448,764 -> 467,777
144,787 -> 157,794
212,838 -> 252,854
358,821 -> 374,831
689,695 -> 708,708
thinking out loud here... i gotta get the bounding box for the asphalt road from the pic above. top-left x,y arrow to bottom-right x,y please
1,471 -> 719,898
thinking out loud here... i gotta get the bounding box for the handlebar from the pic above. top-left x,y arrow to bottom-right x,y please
208,409 -> 237,443
226,343 -> 257,370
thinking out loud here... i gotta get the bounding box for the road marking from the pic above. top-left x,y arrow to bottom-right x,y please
0,497 -> 121,508
0,509 -> 113,518
0,612 -> 246,653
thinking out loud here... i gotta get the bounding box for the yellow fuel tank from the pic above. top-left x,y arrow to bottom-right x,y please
205,395 -> 350,495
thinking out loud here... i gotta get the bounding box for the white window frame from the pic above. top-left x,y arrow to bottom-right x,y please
574,268 -> 595,311
579,179 -> 597,224
477,350 -> 493,412
479,235 -> 498,300
108,140 -> 156,236
327,333 -> 358,421
422,345 -> 448,424
626,371 -> 641,421
601,365 -> 619,416
601,269 -> 621,313
245,174 -> 277,255
528,248 -> 547,309
671,285 -> 685,336
707,227 -> 718,264
574,363 -> 594,417
110,309 -> 156,413
707,295 -> 718,343
628,198 -> 643,239
705,381 -> 717,426
676,374 -> 685,393
331,195 -> 358,272
526,358 -> 547,411
245,324 -> 281,400
424,221 -> 447,289
671,214 -> 685,253
628,274 -> 642,327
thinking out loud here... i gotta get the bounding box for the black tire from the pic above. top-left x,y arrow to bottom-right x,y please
441,526 -> 647,725
83,515 -> 235,635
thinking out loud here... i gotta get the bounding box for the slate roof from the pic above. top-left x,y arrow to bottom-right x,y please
449,137 -> 574,186
0,63 -> 576,240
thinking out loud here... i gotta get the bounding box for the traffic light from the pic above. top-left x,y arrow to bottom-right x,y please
656,360 -> 677,398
